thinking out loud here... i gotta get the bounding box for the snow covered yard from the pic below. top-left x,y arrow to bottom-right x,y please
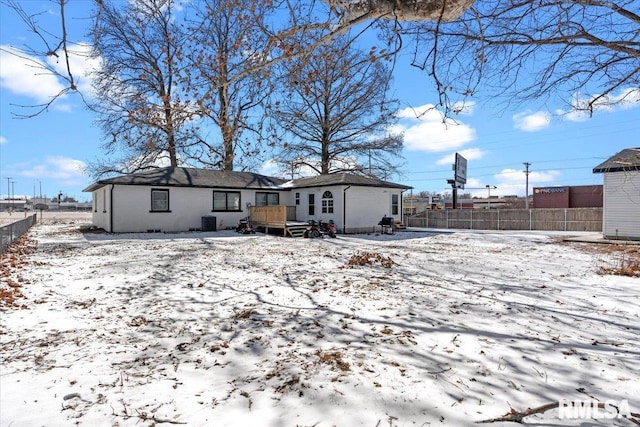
1,219 -> 638,427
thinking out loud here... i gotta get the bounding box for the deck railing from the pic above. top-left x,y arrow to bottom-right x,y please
249,205 -> 296,225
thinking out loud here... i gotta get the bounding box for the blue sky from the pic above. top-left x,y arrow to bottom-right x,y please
1,1 -> 638,202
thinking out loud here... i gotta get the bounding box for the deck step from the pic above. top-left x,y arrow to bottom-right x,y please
287,225 -> 307,238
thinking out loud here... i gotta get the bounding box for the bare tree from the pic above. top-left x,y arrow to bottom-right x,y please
182,0 -> 276,171
5,0 -> 637,143
88,0 -> 192,174
274,35 -> 403,178
403,0 -> 640,114
0,0 -> 86,117
1,0 -> 470,116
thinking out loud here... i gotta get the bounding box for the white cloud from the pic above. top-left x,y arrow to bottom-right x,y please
435,147 -> 487,166
119,152 -> 175,173
259,158 -> 317,179
260,156 -> 363,179
491,168 -> 561,196
10,156 -> 88,188
394,104 -> 476,152
513,110 -> 551,132
0,43 -> 100,107
451,101 -> 476,116
0,136 -> 7,145
48,42 -> 101,96
559,87 -> 640,122
560,108 -> 590,122
259,159 -> 280,176
0,46 -> 66,104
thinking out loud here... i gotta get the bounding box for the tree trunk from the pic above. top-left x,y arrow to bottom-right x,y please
219,83 -> 234,171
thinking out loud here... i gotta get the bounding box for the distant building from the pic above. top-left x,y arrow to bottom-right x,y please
0,198 -> 28,211
593,148 -> 640,240
532,185 -> 603,208
471,197 -> 507,209
443,198 -> 474,209
403,196 -> 441,214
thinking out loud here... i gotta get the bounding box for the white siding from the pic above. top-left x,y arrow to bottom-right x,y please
89,182 -> 407,234
109,185 -> 260,233
602,171 -> 640,240
90,187 -> 111,231
290,185 -> 406,233
345,186 -> 404,233
291,186 -> 344,229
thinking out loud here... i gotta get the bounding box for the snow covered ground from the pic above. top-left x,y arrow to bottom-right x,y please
1,218 -> 638,427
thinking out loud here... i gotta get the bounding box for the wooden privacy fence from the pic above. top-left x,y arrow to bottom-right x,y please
406,208 -> 602,232
249,205 -> 296,225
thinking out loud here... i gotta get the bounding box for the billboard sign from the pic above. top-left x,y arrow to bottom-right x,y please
454,153 -> 467,184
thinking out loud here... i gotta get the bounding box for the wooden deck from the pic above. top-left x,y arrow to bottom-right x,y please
250,206 -> 307,237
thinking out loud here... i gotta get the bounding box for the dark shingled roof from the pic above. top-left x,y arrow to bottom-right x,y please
288,173 -> 412,190
83,167 -> 288,192
593,148 -> 640,173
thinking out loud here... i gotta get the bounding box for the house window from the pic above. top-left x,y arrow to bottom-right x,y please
295,192 -> 300,205
392,194 -> 399,215
151,189 -> 170,212
256,192 -> 279,206
213,191 -> 241,211
321,191 -> 334,214
308,193 -> 315,215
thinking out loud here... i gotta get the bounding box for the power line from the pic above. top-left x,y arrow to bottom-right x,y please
407,156 -> 606,175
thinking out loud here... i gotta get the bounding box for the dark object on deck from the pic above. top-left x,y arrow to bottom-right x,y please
378,216 -> 393,234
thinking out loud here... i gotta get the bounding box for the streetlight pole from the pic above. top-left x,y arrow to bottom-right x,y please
523,162 -> 531,209
485,185 -> 497,209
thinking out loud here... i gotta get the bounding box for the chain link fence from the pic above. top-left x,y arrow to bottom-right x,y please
1,214 -> 37,254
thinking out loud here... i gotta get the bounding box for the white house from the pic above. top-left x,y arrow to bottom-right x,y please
82,167 -> 411,234
282,173 -> 410,234
593,148 -> 640,240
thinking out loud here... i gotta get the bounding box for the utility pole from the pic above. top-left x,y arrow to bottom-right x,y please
523,162 -> 531,209
6,177 -> 11,200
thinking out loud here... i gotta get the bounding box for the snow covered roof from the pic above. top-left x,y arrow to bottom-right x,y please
593,148 -> 640,173
83,167 -> 288,192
